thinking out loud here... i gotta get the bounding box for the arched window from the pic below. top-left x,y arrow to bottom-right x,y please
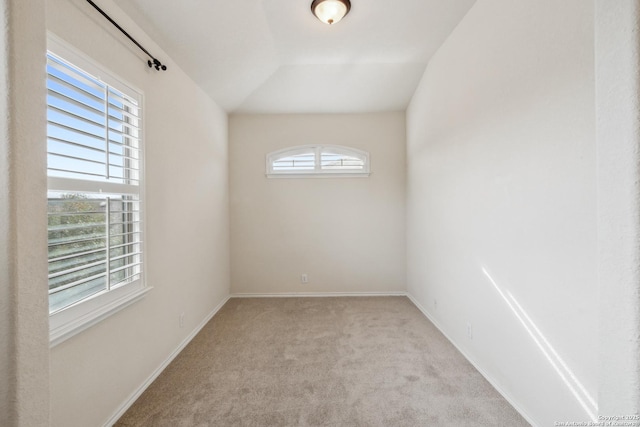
266,145 -> 370,178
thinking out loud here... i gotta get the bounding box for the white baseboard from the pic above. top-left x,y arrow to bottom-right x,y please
231,291 -> 408,298
406,293 -> 537,427
103,295 -> 231,427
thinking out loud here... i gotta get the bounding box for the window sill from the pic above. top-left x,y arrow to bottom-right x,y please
266,172 -> 371,179
49,283 -> 151,348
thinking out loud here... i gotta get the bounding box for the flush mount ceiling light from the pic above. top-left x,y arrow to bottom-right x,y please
311,0 -> 351,25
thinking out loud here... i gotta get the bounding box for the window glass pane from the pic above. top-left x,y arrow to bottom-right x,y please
46,53 -> 141,184
273,152 -> 315,171
47,191 -> 141,313
321,151 -> 365,170
48,192 -> 108,312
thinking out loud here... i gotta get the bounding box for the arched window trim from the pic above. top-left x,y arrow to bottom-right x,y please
266,144 -> 371,178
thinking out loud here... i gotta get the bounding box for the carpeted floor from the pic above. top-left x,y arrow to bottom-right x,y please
115,297 -> 530,426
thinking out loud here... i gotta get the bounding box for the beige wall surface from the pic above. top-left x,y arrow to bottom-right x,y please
0,0 -> 49,425
46,0 -> 230,426
230,113 -> 406,295
406,0 -> 597,424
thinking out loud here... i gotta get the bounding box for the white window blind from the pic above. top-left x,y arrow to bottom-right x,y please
272,152 -> 316,172
47,54 -> 141,184
266,145 -> 370,177
320,149 -> 366,171
47,50 -> 143,315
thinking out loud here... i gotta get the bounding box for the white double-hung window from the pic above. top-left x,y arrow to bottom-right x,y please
46,37 -> 147,346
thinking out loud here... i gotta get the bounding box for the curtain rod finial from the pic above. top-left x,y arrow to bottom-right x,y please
148,58 -> 167,71
147,58 -> 167,71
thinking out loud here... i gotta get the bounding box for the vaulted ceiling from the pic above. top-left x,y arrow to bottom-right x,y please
113,0 -> 477,114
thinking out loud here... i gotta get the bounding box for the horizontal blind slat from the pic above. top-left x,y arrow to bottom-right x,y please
109,230 -> 142,241
48,259 -> 107,280
109,241 -> 140,252
48,104 -> 105,129
47,151 -> 107,167
48,136 -> 107,155
47,119 -> 104,143
49,272 -> 107,295
108,89 -> 140,112
46,90 -> 104,124
48,247 -> 107,264
48,231 -> 106,246
47,73 -> 105,105
111,272 -> 141,286
109,251 -> 142,263
108,126 -> 141,139
47,89 -> 104,118
47,55 -> 106,93
110,261 -> 142,275
108,115 -> 140,132
47,167 -> 106,179
47,220 -> 105,234
49,251 -> 106,275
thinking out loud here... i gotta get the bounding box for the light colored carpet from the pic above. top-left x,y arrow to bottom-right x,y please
115,297 -> 530,426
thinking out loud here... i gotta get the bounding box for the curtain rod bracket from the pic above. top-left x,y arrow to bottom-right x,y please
85,0 -> 167,71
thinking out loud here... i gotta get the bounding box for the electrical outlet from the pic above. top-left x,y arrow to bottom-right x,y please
301,274 -> 309,284
467,322 -> 473,340
179,313 -> 185,328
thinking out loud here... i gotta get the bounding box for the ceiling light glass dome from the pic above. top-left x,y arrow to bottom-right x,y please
311,0 -> 351,25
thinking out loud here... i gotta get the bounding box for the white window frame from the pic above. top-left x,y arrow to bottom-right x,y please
266,144 -> 371,178
47,33 -> 150,347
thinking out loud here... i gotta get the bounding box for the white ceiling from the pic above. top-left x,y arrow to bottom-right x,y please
113,0 -> 477,114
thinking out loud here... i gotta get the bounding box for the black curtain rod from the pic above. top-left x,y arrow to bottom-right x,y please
85,0 -> 167,71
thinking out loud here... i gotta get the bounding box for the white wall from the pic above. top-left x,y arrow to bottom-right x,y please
0,0 -> 50,425
595,0 -> 640,414
230,113 -> 406,295
406,0 -> 597,424
46,1 -> 230,425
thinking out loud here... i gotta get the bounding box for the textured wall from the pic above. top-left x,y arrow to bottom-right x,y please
230,113 -> 406,295
406,0 -> 597,424
0,0 -> 50,426
1,2 -> 11,421
46,0 -> 230,425
595,0 -> 640,414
